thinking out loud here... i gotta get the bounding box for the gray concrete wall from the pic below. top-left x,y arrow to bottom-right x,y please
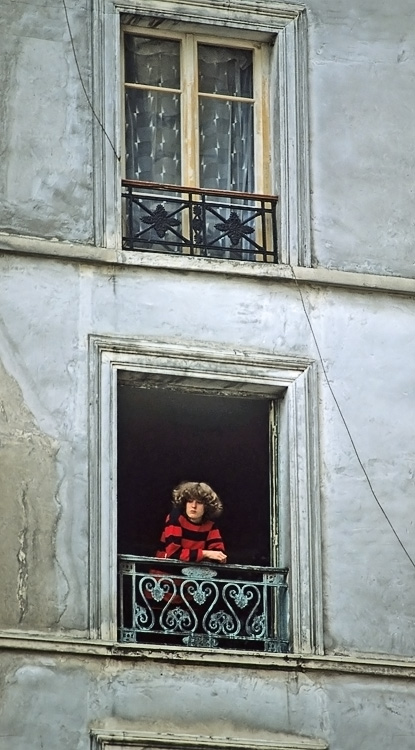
0,652 -> 414,750
1,0 -> 415,747
309,1 -> 415,277
1,0 -> 415,275
0,254 -> 414,655
0,0 -> 93,244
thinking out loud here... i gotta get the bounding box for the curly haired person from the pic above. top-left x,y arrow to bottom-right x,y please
156,481 -> 227,564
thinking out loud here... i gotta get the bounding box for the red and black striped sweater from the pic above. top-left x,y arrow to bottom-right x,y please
156,507 -> 225,563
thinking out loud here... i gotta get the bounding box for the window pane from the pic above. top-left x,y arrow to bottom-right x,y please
198,44 -> 253,98
124,34 -> 180,89
199,98 -> 254,191
125,89 -> 181,183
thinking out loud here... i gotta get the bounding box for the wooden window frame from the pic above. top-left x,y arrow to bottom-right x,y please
121,27 -> 270,194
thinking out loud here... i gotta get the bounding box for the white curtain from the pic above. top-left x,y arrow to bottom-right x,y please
198,44 -> 254,193
124,36 -> 254,192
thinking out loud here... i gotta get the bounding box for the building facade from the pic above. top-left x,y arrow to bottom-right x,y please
1,0 -> 415,747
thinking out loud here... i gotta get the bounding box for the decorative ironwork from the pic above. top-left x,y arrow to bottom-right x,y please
214,211 -> 255,246
122,180 -> 278,263
118,555 -> 289,652
141,204 -> 181,238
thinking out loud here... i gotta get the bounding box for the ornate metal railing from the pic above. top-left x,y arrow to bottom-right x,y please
118,555 -> 289,652
122,180 -> 278,263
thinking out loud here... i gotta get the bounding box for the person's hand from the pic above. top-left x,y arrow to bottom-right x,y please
202,550 -> 227,563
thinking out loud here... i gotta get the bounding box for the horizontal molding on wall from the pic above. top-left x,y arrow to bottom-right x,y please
90,729 -> 327,750
1,631 -> 415,680
1,233 -> 415,297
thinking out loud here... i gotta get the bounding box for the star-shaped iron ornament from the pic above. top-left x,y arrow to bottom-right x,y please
141,204 -> 180,238
214,211 -> 254,246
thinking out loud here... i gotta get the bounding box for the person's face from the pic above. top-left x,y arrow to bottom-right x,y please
186,498 -> 205,523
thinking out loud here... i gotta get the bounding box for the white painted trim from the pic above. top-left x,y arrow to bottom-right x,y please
115,0 -> 305,33
2,630 -> 415,678
92,0 -> 122,248
278,364 -> 323,654
2,232 -> 415,296
91,0 -> 310,265
91,730 -> 327,750
276,11 -> 311,265
88,336 -> 323,653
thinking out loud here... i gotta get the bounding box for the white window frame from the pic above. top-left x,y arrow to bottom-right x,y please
88,336 -> 323,655
91,0 -> 310,265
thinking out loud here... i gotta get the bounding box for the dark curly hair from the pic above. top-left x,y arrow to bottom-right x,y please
172,481 -> 223,521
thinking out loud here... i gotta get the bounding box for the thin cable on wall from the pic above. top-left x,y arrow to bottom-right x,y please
290,265 -> 415,571
62,0 -> 121,162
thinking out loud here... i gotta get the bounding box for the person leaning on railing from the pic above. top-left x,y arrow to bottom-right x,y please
155,481 -> 227,564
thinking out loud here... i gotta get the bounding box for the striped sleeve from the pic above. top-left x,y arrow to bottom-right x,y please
156,511 -> 225,563
205,525 -> 225,552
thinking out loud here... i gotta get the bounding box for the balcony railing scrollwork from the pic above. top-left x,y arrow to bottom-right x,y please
118,555 -> 289,652
122,180 -> 279,263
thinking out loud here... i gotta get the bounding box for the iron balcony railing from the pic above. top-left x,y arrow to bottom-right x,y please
118,555 -> 289,652
122,180 -> 278,263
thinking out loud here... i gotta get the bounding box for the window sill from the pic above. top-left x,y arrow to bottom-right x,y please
1,630 -> 415,679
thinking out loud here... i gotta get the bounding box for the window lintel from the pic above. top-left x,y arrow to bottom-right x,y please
91,729 -> 328,750
116,0 -> 306,34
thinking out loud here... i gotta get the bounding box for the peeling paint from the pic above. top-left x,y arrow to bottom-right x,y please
16,483 -> 29,623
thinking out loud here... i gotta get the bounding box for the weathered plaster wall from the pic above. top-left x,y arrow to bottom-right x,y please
0,0 -> 93,243
0,359 -> 61,630
1,0 -> 415,745
309,1 -> 415,276
0,653 -> 415,750
0,253 -> 414,654
0,256 -> 90,634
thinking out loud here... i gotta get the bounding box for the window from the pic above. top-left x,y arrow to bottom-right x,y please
123,30 -> 268,193
89,337 -> 323,656
121,26 -> 276,261
117,387 -> 272,565
116,385 -> 289,651
91,0 -> 310,265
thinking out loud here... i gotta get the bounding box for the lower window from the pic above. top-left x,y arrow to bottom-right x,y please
90,337 -> 323,655
117,383 -> 288,651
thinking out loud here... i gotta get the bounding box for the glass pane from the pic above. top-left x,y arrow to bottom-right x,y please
125,89 -> 181,184
198,44 -> 253,98
199,98 -> 254,191
124,34 -> 180,89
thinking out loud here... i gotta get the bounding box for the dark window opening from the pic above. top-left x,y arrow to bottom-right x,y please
117,383 -> 273,566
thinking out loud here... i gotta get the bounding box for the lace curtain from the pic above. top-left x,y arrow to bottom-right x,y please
124,35 -> 254,193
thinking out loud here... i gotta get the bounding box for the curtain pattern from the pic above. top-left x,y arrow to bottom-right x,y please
124,36 -> 181,184
198,44 -> 254,193
124,34 -> 255,255
124,35 -> 254,192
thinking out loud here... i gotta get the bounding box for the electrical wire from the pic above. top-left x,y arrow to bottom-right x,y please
290,265 -> 415,570
62,0 -> 121,162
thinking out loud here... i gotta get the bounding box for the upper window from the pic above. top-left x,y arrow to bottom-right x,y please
93,0 -> 310,265
123,30 -> 268,193
121,27 -> 277,261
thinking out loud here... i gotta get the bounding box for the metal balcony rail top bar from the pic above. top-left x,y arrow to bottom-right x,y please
118,555 -> 289,653
118,554 -> 288,575
122,179 -> 279,203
